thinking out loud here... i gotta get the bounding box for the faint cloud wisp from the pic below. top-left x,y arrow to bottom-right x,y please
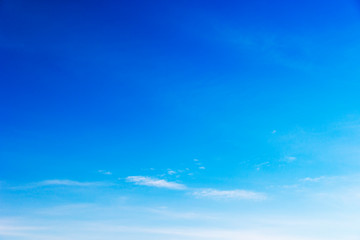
126,176 -> 187,190
193,188 -> 266,201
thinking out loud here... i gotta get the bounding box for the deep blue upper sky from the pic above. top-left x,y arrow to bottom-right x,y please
1,0 -> 360,178
2,1 -> 360,239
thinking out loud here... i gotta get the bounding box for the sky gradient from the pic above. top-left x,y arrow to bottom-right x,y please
2,0 -> 360,239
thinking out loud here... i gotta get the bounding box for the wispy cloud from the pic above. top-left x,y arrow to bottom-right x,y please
36,180 -> 105,187
0,218 -> 328,240
278,155 -> 297,164
299,175 -> 349,184
167,170 -> 176,175
98,170 -> 112,175
126,176 -> 186,190
193,189 -> 266,201
255,161 -> 270,171
147,207 -> 217,220
9,180 -> 110,190
301,177 -> 326,183
284,156 -> 296,162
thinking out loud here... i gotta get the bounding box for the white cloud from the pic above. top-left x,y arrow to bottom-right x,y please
193,189 -> 266,201
301,177 -> 325,182
8,180 -> 111,190
36,180 -> 104,187
0,220 -> 334,240
147,207 -> 216,220
199,166 -> 205,170
283,156 -> 296,162
126,176 -> 186,190
255,162 -> 270,171
300,176 -> 345,183
98,170 -> 112,175
167,170 -> 176,175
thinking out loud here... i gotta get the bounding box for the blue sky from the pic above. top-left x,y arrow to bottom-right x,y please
2,0 -> 360,239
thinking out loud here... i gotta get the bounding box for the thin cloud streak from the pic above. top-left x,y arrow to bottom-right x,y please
8,180 -> 111,190
125,176 -> 266,201
0,220 -> 329,240
126,176 -> 186,190
193,189 -> 267,201
37,180 -> 101,187
98,170 -> 112,175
